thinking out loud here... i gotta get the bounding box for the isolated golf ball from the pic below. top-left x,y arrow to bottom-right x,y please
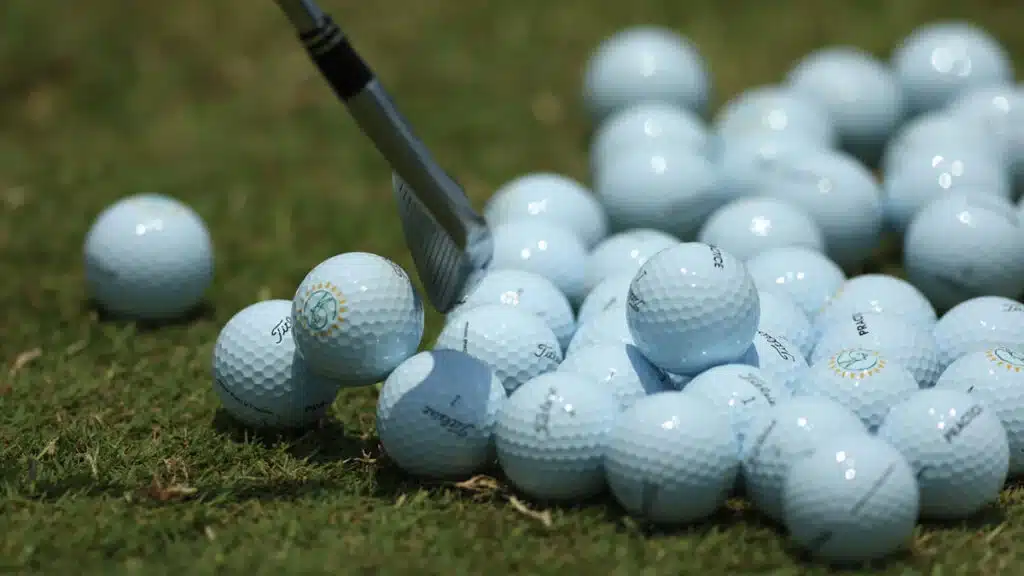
786,46 -> 903,166
452,268 -> 576,351
711,133 -> 820,204
797,348 -> 919,431
741,396 -> 866,521
495,371 -> 618,501
584,229 -> 678,295
376,349 -> 505,479
291,252 -> 424,384
877,388 -> 1009,519
627,243 -> 760,375
559,342 -> 670,411
933,296 -> 1024,367
936,346 -> 1024,475
697,197 -> 825,262
566,304 -> 635,356
950,84 -> 1024,192
904,192 -> 1024,311
590,102 -> 709,174
577,272 -> 635,327
783,434 -> 919,564
713,85 -> 837,149
745,246 -> 846,319
756,290 -> 814,359
212,300 -> 339,429
815,274 -> 937,338
813,312 -> 942,388
84,193 -> 213,321
484,172 -> 608,249
604,392 -> 739,524
892,20 -> 1013,117
595,147 -> 719,239
489,220 -> 588,305
747,329 -> 809,392
582,26 -> 710,122
683,363 -> 791,445
752,147 -> 883,271
881,110 -> 1005,176
435,304 -> 561,394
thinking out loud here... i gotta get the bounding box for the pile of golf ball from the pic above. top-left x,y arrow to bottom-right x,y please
81,17 -> 1024,569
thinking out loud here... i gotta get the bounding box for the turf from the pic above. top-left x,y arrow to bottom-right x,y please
2,0 -> 1023,573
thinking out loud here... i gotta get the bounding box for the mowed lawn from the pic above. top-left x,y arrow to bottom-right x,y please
2,0 -> 1024,573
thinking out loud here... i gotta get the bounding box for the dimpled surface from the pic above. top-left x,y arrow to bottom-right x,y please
752,147 -> 883,271
84,193 -> 213,321
435,304 -> 562,394
484,172 -> 608,249
490,221 -> 589,305
756,289 -> 814,359
936,346 -> 1024,474
582,26 -> 710,122
566,304 -> 635,356
212,300 -> 340,429
451,269 -> 576,351
590,102 -> 709,174
584,230 -> 679,295
713,85 -> 837,149
595,147 -> 720,240
786,47 -> 903,166
814,274 -> 937,340
741,396 -> 867,521
748,329 -> 809,392
904,193 -> 1024,312
627,243 -> 760,375
577,273 -> 635,327
683,364 -> 791,445
495,372 -> 618,500
813,312 -> 942,388
376,350 -> 505,479
933,296 -> 1024,367
697,197 -> 825,261
783,434 -> 919,564
892,21 -> 1013,117
745,246 -> 847,320
605,393 -> 739,524
796,348 -> 919,431
559,343 -> 670,411
877,388 -> 1009,519
291,252 -> 424,384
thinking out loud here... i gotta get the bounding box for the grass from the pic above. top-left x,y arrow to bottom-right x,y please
1,0 -> 1023,573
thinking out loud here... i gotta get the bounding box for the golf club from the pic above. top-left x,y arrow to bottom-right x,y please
273,0 -> 493,313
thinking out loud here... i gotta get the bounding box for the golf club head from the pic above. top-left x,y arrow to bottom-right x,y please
392,172 -> 492,312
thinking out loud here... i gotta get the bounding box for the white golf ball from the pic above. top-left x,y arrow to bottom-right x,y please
582,26 -> 710,122
741,396 -> 867,521
435,304 -> 561,394
747,329 -> 809,392
697,197 -> 825,261
881,110 -> 1005,176
604,392 -> 739,524
484,173 -> 608,249
783,434 -> 919,564
713,85 -> 837,149
489,220 -> 588,305
495,371 -> 618,500
566,304 -> 634,356
950,84 -> 1024,194
904,192 -> 1024,311
745,246 -> 847,319
683,363 -> 791,445
710,133 -> 821,205
84,193 -> 213,321
376,349 -> 505,479
584,229 -> 679,295
558,342 -> 670,411
291,252 -> 424,384
577,272 -> 635,327
627,242 -> 760,375
590,102 -> 709,175
212,300 -> 339,429
756,290 -> 814,359
877,388 -> 1009,519
796,348 -> 919,431
814,273 -> 937,338
933,296 -> 1024,367
452,269 -> 576,351
936,346 -> 1024,475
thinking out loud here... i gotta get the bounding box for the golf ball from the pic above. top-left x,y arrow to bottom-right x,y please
933,296 -> 1024,367
697,197 -> 825,262
583,229 -> 679,296
484,172 -> 608,249
558,342 -> 670,411
745,246 -> 847,319
490,220 -> 589,305
683,363 -> 791,445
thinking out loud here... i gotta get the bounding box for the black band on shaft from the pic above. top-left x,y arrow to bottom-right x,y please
299,16 -> 373,101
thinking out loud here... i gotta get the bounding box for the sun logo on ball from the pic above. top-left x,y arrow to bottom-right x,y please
296,282 -> 348,336
988,348 -> 1024,373
829,348 -> 885,379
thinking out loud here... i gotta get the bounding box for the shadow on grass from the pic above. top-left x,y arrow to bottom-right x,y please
85,299 -> 216,331
211,409 -> 374,464
918,501 -> 1007,532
